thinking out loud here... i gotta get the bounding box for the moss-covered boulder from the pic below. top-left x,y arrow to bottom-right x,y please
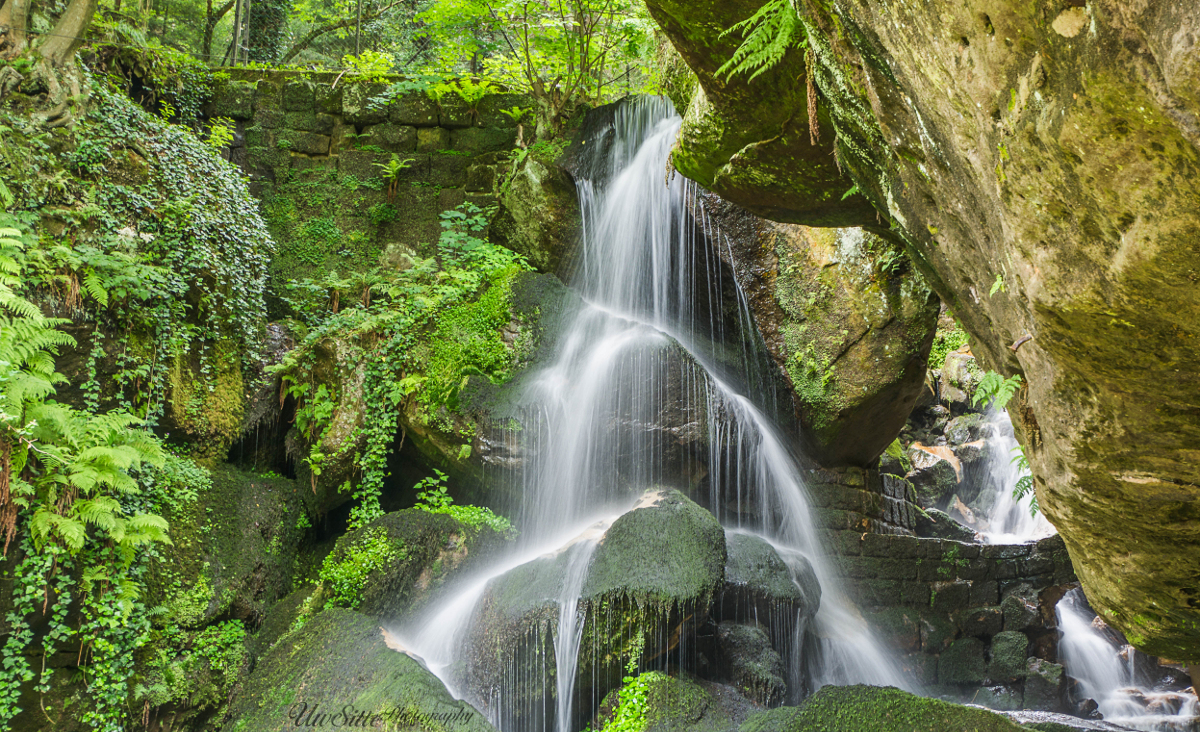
283,269 -> 575,511
491,140 -> 580,275
224,608 -> 495,732
649,0 -> 1200,658
594,671 -> 760,732
318,508 -> 512,620
717,622 -> 786,707
462,489 -> 726,728
720,531 -> 820,630
642,0 -> 873,227
145,465 -> 311,629
740,685 -> 1026,732
699,204 -> 938,467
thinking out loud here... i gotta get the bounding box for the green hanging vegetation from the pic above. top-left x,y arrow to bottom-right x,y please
271,201 -> 533,528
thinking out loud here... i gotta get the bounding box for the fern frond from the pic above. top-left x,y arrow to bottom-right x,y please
83,269 -> 109,307
716,0 -> 805,82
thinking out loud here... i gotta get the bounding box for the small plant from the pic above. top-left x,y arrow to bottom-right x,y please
205,117 -> 235,150
1010,447 -> 1039,517
498,106 -> 531,124
414,470 -> 516,538
972,371 -> 1022,410
342,50 -> 395,83
374,154 -> 415,202
318,527 -> 407,609
990,273 -> 1007,295
716,0 -> 804,82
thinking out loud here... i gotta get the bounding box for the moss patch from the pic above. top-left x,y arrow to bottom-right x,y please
740,685 -> 1025,732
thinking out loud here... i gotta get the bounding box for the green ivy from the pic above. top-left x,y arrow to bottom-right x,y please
318,527 -> 408,609
414,470 -> 516,538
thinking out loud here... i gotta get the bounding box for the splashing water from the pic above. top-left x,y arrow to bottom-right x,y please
1057,589 -> 1198,731
975,409 -> 1055,544
397,97 -> 907,731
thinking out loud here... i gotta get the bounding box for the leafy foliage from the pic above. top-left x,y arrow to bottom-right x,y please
1010,447 -> 1039,517
929,323 -> 970,371
271,201 -> 531,529
318,527 -> 407,609
717,0 -> 805,81
972,372 -> 1023,410
0,212 -> 201,730
591,671 -> 666,732
414,469 -> 515,538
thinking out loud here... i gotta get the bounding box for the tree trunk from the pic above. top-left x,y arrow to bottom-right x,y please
202,0 -> 235,60
0,0 -> 31,58
39,0 -> 99,65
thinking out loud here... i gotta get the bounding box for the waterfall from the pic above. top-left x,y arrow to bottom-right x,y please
1057,589 -> 1198,731
396,97 -> 907,731
976,408 -> 1055,544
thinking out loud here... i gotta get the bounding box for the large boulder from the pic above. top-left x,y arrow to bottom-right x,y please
224,608 -> 495,732
739,685 -> 1025,732
719,531 -> 820,631
318,508 -> 513,620
594,672 -> 760,732
698,204 -> 939,467
490,143 -> 581,275
461,489 -> 726,729
647,0 -> 1200,658
642,1 -> 874,227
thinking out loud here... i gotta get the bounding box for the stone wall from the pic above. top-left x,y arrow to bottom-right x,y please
838,530 -> 1077,710
806,466 -> 1079,711
202,70 -> 532,315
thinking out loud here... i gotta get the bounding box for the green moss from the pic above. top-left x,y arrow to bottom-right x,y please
884,439 -> 912,473
929,323 -> 969,371
319,526 -> 408,609
418,265 -> 524,414
741,685 -> 1024,732
165,339 -> 245,458
225,609 -> 495,732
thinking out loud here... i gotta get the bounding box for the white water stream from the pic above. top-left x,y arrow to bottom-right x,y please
395,97 -> 906,731
977,409 -> 1055,544
1057,589 -> 1198,731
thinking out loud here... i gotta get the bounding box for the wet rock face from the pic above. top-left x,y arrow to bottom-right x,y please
642,1 -> 875,227
460,490 -> 726,729
648,0 -> 1200,657
700,198 -> 939,467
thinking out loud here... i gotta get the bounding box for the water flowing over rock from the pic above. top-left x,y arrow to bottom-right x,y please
459,489 -> 726,731
399,97 -> 908,732
694,201 -> 940,467
645,0 -> 1200,658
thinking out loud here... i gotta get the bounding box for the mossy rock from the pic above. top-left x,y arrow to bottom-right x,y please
740,685 -> 1026,732
595,672 -> 760,732
987,631 -> 1030,683
938,637 -> 987,685
716,622 -> 786,706
144,465 -> 311,629
720,531 -> 820,633
462,489 -> 726,729
322,508 -> 512,620
491,141 -> 581,275
224,608 -> 496,732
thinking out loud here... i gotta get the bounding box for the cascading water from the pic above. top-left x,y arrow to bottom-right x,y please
976,409 -> 1055,544
1057,589 -> 1198,731
397,97 -> 906,731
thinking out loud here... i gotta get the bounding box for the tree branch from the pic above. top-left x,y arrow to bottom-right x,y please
280,0 -> 405,63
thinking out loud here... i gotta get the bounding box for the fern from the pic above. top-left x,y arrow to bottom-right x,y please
717,0 -> 806,82
972,371 -> 1022,410
1010,447 -> 1039,517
